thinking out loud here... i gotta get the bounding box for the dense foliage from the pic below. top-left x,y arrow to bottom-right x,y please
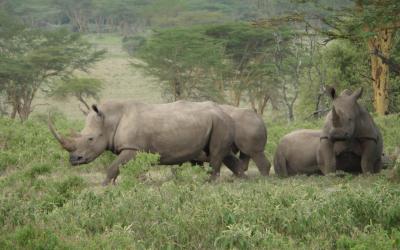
0,11 -> 105,121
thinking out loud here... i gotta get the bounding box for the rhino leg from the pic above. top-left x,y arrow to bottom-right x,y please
223,153 -> 246,178
239,152 -> 251,171
209,158 -> 223,181
318,140 -> 336,175
360,140 -> 378,174
191,151 -> 208,167
273,150 -> 288,177
251,152 -> 270,176
102,150 -> 137,186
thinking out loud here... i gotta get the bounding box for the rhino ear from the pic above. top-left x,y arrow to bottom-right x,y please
325,86 -> 337,100
92,104 -> 105,119
351,87 -> 363,100
340,89 -> 353,96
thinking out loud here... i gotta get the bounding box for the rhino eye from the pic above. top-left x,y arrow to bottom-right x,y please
88,137 -> 94,141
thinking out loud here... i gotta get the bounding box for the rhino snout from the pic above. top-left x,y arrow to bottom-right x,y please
329,132 -> 350,141
69,154 -> 85,165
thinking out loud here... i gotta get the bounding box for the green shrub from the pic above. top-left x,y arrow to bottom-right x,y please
0,224 -> 68,250
119,152 -> 160,188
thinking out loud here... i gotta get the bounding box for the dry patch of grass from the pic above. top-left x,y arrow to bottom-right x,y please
34,34 -> 162,119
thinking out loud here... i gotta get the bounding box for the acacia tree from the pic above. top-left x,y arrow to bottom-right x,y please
0,12 -> 105,121
205,23 -> 278,107
50,77 -> 103,115
272,29 -> 308,121
132,28 -> 226,101
292,0 -> 400,115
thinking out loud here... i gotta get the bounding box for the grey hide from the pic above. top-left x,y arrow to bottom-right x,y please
49,100 -> 239,185
191,104 -> 270,176
318,87 -> 383,174
274,129 -> 321,177
219,105 -> 270,175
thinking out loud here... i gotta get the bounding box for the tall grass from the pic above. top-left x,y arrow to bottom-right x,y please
0,115 -> 399,249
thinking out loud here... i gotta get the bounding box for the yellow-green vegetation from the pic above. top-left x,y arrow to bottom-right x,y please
1,115 -> 399,249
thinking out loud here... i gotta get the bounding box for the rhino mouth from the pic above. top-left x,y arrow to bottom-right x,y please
329,135 -> 351,141
69,155 -> 89,166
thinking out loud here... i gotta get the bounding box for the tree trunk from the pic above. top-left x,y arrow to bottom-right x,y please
287,103 -> 294,122
233,90 -> 241,107
367,29 -> 394,115
173,78 -> 182,101
258,94 -> 269,115
10,105 -> 17,119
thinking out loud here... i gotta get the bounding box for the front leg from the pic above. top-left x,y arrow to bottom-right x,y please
360,140 -> 377,174
318,139 -> 336,175
223,153 -> 246,178
102,150 -> 137,186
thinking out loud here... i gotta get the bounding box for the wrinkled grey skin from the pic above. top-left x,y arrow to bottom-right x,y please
274,129 -> 321,177
219,105 -> 270,175
318,87 -> 383,174
49,100 -> 240,185
191,104 -> 270,176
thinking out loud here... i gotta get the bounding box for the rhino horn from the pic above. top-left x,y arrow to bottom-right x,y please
332,106 -> 340,126
68,129 -> 81,138
48,115 -> 76,152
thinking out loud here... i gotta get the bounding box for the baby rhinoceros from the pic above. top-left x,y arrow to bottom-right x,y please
274,129 -> 321,177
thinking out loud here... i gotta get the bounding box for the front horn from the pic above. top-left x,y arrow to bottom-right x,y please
48,115 -> 76,152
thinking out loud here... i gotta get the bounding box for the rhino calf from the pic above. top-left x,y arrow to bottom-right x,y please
49,100 -> 240,185
274,129 -> 321,177
318,87 -> 383,174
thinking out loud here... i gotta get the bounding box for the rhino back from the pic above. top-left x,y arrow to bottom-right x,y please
110,101 -> 224,164
219,104 -> 267,153
277,129 -> 321,175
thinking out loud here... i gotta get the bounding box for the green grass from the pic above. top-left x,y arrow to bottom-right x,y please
0,115 -> 399,249
3,33 -> 400,250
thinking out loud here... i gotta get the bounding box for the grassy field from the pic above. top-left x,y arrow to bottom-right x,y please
0,113 -> 399,249
2,34 -> 400,249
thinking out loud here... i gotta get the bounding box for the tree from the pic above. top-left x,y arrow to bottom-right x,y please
50,77 -> 103,115
271,28 -> 309,121
0,12 -> 105,121
293,0 -> 400,115
205,23 -> 277,108
132,27 -> 226,101
52,0 -> 93,32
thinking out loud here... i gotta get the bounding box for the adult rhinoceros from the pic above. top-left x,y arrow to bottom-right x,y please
274,129 -> 321,177
219,105 -> 270,175
49,100 -> 241,185
318,87 -> 383,174
190,104 -> 270,176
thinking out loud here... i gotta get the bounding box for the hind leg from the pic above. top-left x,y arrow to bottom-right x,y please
239,152 -> 251,172
273,150 -> 288,177
251,152 -> 270,176
223,153 -> 246,178
209,157 -> 223,181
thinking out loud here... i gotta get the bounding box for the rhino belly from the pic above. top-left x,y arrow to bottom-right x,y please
150,127 -> 210,165
336,152 -> 361,173
288,151 -> 319,175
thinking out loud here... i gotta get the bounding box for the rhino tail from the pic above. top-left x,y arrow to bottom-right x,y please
273,149 -> 288,177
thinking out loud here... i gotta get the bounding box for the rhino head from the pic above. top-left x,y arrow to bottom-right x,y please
49,105 -> 109,165
326,87 -> 363,141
